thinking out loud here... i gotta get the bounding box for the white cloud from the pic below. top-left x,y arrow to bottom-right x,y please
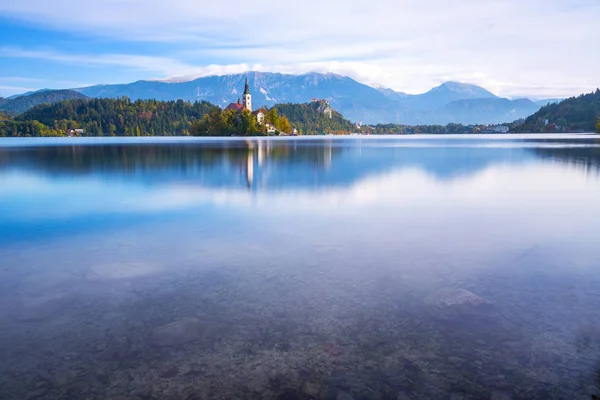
1,0 -> 599,97
0,85 -> 37,94
0,47 -> 207,77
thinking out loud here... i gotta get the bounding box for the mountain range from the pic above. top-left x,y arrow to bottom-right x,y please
4,72 -> 563,125
0,90 -> 89,115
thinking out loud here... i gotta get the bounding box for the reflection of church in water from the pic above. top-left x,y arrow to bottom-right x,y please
238,140 -> 334,189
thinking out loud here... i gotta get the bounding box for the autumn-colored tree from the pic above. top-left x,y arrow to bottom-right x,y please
266,108 -> 280,128
278,116 -> 292,133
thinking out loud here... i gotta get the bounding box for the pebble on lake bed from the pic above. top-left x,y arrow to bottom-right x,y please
150,318 -> 205,347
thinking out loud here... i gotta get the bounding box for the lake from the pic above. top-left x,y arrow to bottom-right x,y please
1,135 -> 600,400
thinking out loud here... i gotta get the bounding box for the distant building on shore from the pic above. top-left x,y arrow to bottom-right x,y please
66,128 -> 84,137
491,125 -> 509,133
481,125 -> 509,134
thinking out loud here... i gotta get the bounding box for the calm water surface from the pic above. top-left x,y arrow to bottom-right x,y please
1,135 -> 600,400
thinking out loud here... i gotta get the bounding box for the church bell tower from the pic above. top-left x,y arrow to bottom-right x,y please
242,77 -> 252,112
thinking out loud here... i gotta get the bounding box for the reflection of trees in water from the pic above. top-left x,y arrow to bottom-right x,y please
0,140 -> 340,186
531,142 -> 600,175
4,139 -> 599,190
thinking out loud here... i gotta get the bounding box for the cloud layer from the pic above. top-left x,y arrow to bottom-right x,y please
1,0 -> 599,97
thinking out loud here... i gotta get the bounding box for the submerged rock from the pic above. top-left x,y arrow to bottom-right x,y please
426,288 -> 490,308
161,366 -> 179,378
491,392 -> 512,400
337,392 -> 355,400
150,318 -> 204,347
13,293 -> 73,322
396,391 -> 411,400
425,288 -> 490,319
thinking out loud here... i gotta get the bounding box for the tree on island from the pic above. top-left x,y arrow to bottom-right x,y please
265,108 -> 292,134
190,109 -> 266,136
190,107 -> 293,136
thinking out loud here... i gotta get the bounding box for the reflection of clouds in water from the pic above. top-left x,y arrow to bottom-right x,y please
2,163 -> 600,265
0,171 -> 135,221
3,162 -> 600,216
0,170 -> 107,194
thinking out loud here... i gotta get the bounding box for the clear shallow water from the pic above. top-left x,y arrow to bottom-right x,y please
1,135 -> 600,400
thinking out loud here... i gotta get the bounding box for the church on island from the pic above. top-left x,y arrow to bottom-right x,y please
225,78 -> 266,127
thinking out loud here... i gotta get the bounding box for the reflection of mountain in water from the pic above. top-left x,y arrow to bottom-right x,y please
531,144 -> 600,175
0,139 -> 551,190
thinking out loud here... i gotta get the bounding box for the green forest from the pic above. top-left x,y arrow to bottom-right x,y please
0,97 -> 356,137
361,122 -> 494,135
513,89 -> 600,133
271,102 -> 355,135
2,98 -> 219,137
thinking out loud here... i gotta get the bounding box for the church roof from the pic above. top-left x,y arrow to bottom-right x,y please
225,103 -> 244,111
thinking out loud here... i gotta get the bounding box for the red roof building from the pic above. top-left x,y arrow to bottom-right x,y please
225,101 -> 244,111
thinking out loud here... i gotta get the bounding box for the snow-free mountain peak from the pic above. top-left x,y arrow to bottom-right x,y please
375,87 -> 410,101
403,81 -> 499,111
432,81 -> 498,98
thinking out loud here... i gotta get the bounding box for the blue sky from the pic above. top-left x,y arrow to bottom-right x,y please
1,0 -> 599,98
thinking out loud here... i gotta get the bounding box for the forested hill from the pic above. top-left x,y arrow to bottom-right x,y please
273,102 -> 356,134
0,97 -> 355,137
12,98 -> 218,136
513,89 -> 600,133
0,90 -> 89,115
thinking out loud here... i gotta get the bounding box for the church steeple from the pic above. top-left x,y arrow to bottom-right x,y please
243,77 -> 250,95
242,76 -> 252,111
